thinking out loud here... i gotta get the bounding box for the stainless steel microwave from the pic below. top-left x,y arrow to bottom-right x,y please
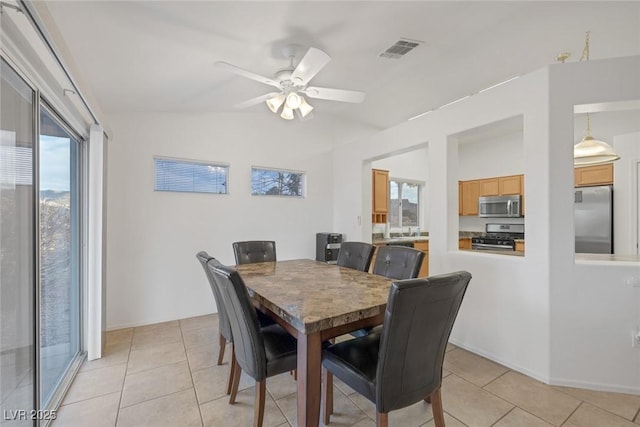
478,195 -> 522,218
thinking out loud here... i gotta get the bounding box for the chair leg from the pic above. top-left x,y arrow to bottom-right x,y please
226,351 -> 237,395
254,380 -> 266,427
217,333 -> 226,365
424,395 -> 431,403
322,368 -> 333,425
229,346 -> 242,404
376,412 -> 389,427
429,387 -> 445,427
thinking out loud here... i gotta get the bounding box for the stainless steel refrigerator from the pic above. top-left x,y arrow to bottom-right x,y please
574,185 -> 613,254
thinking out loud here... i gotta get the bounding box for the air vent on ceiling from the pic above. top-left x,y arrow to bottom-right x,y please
379,38 -> 422,59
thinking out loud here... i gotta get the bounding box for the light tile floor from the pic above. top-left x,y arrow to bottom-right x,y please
51,314 -> 640,427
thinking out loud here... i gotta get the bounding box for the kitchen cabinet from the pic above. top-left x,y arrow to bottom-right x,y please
479,178 -> 499,196
460,180 -> 480,216
499,175 -> 523,195
372,168 -> 389,223
459,174 -> 525,216
414,241 -> 429,277
575,163 -> 613,187
459,238 -> 472,250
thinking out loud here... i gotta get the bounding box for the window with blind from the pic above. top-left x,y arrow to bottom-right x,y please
154,157 -> 228,194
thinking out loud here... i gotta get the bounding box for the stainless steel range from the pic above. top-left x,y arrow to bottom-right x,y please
471,223 -> 524,251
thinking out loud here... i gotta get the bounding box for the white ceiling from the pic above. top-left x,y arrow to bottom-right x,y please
41,1 -> 640,131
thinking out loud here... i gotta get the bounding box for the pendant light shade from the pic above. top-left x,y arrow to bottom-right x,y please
573,114 -> 620,166
574,136 -> 620,166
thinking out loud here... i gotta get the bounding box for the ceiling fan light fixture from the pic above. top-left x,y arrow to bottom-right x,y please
266,94 -> 285,113
285,92 -> 302,109
280,105 -> 294,120
298,96 -> 314,117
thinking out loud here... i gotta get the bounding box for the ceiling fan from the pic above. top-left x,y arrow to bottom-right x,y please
215,45 -> 366,120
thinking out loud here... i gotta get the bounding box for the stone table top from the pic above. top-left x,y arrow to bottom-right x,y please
235,259 -> 394,335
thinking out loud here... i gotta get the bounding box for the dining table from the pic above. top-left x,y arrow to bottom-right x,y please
235,258 -> 395,427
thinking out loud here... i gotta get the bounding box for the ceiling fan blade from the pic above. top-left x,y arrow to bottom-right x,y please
304,86 -> 366,103
290,47 -> 331,86
234,92 -> 281,109
215,62 -> 281,88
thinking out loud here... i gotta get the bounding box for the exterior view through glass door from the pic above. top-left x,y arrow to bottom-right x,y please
1,58 -> 36,426
39,105 -> 83,408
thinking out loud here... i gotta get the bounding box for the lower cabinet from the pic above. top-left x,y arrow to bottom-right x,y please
413,241 -> 429,277
459,238 -> 472,250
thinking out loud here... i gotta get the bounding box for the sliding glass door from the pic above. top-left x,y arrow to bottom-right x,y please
38,105 -> 83,408
1,57 -> 85,424
1,59 -> 36,426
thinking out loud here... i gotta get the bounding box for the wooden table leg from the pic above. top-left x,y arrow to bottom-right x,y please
297,331 -> 322,427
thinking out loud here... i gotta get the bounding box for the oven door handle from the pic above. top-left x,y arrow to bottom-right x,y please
472,243 -> 514,250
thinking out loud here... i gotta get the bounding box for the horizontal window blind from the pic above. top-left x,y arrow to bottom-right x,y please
154,157 -> 228,194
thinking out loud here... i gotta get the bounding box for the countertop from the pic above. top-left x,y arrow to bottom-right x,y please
460,249 -> 525,257
575,253 -> 640,264
372,231 -> 482,246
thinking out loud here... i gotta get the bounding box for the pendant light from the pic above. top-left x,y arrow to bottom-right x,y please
574,113 -> 620,166
572,31 -> 620,166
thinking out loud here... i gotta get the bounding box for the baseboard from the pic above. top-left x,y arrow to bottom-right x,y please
449,338 -> 640,395
448,338 -> 550,384
106,310 -> 215,331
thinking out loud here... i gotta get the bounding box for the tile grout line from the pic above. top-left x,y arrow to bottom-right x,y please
634,404 -> 640,423
178,323 -> 206,427
559,401 -> 583,426
114,331 -> 134,426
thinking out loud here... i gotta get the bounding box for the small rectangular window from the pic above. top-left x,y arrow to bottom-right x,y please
389,179 -> 420,228
251,167 -> 304,197
154,157 -> 228,194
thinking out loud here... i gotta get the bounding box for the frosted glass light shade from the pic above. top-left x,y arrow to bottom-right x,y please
266,94 -> 285,113
574,136 -> 620,166
285,92 -> 302,109
298,97 -> 314,117
280,105 -> 294,120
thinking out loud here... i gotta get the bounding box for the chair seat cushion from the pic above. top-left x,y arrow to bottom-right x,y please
322,331 -> 382,402
262,324 -> 298,377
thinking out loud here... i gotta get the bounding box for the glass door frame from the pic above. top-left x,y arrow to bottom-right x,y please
36,98 -> 87,416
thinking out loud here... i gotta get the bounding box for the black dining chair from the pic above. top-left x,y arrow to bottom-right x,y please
232,241 -> 277,265
336,241 -> 375,272
208,261 -> 298,427
195,252 -> 234,367
195,251 -> 275,396
350,244 -> 426,338
372,245 -> 425,280
321,271 -> 472,427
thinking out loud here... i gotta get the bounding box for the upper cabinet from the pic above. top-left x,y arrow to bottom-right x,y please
575,163 -> 613,187
459,174 -> 525,216
372,168 -> 389,223
460,180 -> 481,216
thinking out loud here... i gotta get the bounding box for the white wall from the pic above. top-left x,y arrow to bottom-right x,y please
613,131 -> 640,256
105,112 -> 367,329
333,55 -> 640,392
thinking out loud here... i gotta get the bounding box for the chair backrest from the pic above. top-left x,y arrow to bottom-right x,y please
195,251 -> 231,342
336,241 -> 375,271
372,245 -> 425,280
207,262 -> 267,381
375,271 -> 472,413
232,241 -> 277,265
